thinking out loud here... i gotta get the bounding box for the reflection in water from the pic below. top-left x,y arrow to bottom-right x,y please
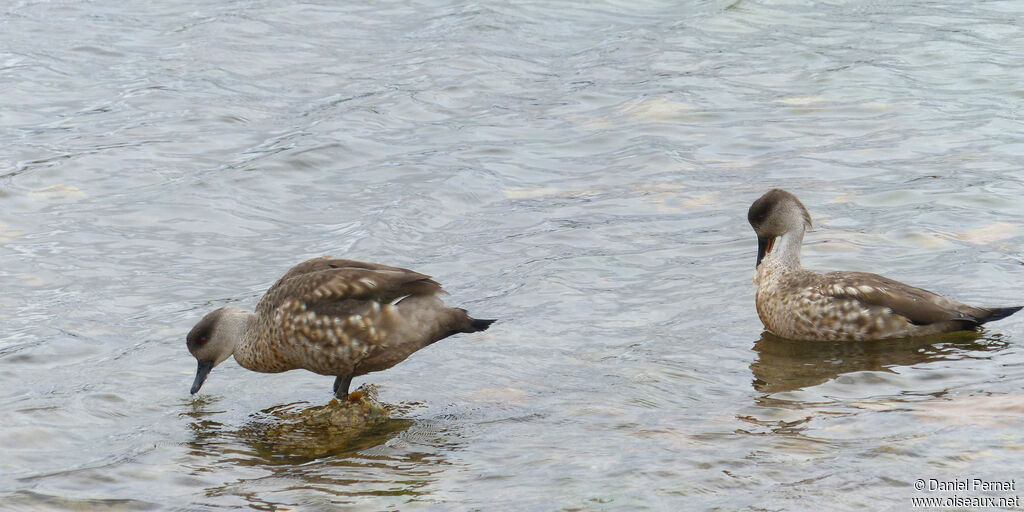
750,330 -> 1007,395
181,389 -> 448,508
0,490 -> 156,512
183,395 -> 229,453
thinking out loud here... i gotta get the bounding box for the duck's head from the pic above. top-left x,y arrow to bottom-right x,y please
186,306 -> 247,394
747,189 -> 812,267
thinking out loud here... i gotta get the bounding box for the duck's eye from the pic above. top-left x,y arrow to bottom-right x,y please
199,336 -> 207,344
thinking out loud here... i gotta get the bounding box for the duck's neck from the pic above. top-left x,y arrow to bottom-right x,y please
769,227 -> 805,270
226,309 -> 292,372
218,308 -> 258,366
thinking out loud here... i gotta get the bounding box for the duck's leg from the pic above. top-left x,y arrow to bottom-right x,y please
333,375 -> 353,399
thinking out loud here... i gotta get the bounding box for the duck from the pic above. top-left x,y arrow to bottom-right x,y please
748,189 -> 1021,341
186,257 -> 495,398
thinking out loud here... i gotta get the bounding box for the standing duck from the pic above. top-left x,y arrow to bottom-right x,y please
186,257 -> 495,398
748,189 -> 1020,341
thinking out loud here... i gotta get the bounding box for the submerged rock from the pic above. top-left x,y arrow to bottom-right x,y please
272,389 -> 391,430
236,386 -> 407,462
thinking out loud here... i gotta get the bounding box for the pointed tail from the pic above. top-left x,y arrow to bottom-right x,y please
977,306 -> 1023,325
467,317 -> 497,332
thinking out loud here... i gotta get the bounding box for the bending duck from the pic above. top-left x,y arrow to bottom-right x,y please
187,257 -> 495,398
748,189 -> 1020,341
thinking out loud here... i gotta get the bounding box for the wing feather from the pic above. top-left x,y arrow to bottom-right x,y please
249,257 -> 446,366
820,271 -> 982,326
256,257 -> 443,317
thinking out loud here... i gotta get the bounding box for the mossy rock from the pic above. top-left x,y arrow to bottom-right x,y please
238,386 -> 408,462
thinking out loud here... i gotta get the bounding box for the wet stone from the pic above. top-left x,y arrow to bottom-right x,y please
236,386 -> 402,461
263,386 -> 390,431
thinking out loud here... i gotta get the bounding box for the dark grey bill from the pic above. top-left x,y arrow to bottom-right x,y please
190,360 -> 214,394
756,236 -> 774,267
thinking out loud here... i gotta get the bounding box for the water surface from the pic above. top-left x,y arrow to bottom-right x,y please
2,0 -> 1023,510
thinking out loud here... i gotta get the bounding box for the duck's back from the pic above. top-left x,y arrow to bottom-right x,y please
236,257 -> 467,376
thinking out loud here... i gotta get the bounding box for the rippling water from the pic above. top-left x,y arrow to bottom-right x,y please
2,0 -> 1023,510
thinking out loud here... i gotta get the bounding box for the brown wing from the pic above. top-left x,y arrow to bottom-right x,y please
820,271 -> 983,325
256,257 -> 444,318
269,257 -> 435,289
249,258 -> 446,369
